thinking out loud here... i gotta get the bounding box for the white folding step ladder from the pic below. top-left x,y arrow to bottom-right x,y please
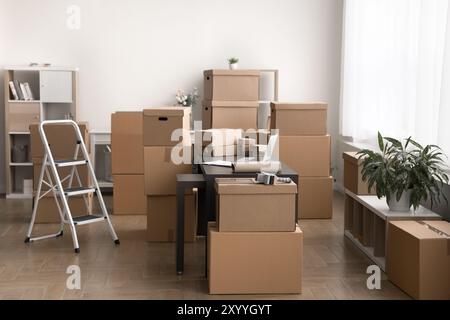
25,120 -> 120,253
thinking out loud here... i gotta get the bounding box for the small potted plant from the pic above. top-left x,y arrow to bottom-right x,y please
228,57 -> 239,70
358,132 -> 448,212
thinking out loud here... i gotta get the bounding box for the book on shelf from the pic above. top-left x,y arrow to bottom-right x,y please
24,83 -> 34,100
13,80 -> 24,100
8,81 -> 19,100
20,83 -> 29,100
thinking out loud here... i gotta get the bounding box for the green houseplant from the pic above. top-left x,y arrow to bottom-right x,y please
228,57 -> 239,70
357,133 -> 449,212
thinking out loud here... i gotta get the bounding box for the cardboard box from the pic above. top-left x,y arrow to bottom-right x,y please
201,129 -> 242,157
203,70 -> 260,101
279,135 -> 331,177
33,158 -> 90,192
144,146 -> 192,195
111,112 -> 144,175
33,195 -> 92,224
387,220 -> 450,300
147,194 -> 197,242
270,102 -> 327,136
298,177 -> 333,219
202,101 -> 258,130
143,107 -> 191,146
30,122 -> 89,159
208,223 -> 303,294
113,174 -> 146,215
215,178 -> 297,232
343,152 -> 376,195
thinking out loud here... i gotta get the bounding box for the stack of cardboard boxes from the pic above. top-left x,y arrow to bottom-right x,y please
208,178 -> 303,294
30,122 -> 92,223
143,107 -> 197,242
202,70 -> 260,130
111,112 -> 147,215
272,103 -> 333,219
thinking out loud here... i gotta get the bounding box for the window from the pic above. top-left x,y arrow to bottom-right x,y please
340,0 -> 450,162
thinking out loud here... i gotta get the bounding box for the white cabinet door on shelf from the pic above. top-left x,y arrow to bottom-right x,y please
40,71 -> 73,103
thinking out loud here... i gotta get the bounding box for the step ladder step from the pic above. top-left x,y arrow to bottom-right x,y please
59,187 -> 96,197
72,214 -> 105,225
52,159 -> 88,168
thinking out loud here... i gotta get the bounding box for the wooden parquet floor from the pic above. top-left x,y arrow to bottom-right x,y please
0,192 -> 409,300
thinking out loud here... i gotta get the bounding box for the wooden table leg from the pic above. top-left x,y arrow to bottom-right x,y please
176,186 -> 185,275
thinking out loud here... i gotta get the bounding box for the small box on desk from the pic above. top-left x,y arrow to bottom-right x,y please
214,178 -> 297,232
208,223 -> 303,295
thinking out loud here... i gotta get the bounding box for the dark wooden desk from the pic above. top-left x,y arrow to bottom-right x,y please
175,163 -> 298,275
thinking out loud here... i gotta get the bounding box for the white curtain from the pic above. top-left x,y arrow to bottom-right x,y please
341,0 -> 450,159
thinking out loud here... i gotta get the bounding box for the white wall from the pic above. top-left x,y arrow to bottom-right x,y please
0,0 -> 343,193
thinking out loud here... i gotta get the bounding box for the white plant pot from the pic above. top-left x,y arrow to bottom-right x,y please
229,63 -> 238,70
387,190 -> 412,212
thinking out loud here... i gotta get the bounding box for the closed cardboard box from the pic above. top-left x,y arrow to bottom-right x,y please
298,177 -> 333,219
215,178 -> 297,232
202,101 -> 258,130
147,194 -> 197,242
208,223 -> 303,294
203,70 -> 260,101
33,158 -> 90,192
387,220 -> 450,300
343,152 -> 376,195
30,122 -> 89,159
113,175 -> 146,215
144,146 -> 192,195
111,112 -> 144,175
143,107 -> 191,146
279,135 -> 331,177
270,102 -> 327,136
33,195 -> 92,224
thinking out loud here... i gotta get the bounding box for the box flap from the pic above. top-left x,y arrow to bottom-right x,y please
203,100 -> 259,108
270,102 -> 327,111
215,178 -> 297,195
390,221 -> 450,240
204,69 -> 260,77
143,107 -> 191,117
343,152 -> 362,165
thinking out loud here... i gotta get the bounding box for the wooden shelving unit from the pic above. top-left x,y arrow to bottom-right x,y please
344,190 -> 442,271
3,65 -> 78,198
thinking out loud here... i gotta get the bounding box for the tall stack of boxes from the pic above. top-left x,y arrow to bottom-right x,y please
30,122 -> 92,223
143,107 -> 197,242
202,70 -> 260,130
111,112 -> 146,215
208,178 -> 303,294
271,103 -> 333,219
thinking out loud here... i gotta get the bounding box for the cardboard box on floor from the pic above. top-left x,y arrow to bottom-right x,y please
387,220 -> 450,300
270,102 -> 328,136
279,135 -> 331,177
144,146 -> 192,195
298,177 -> 333,219
147,193 -> 197,242
33,194 -> 92,224
215,178 -> 297,232
203,70 -> 260,101
208,223 -> 303,295
111,112 -> 144,175
143,107 -> 191,147
113,175 -> 146,215
343,152 -> 376,195
33,158 -> 90,192
202,101 -> 258,130
30,122 -> 90,160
